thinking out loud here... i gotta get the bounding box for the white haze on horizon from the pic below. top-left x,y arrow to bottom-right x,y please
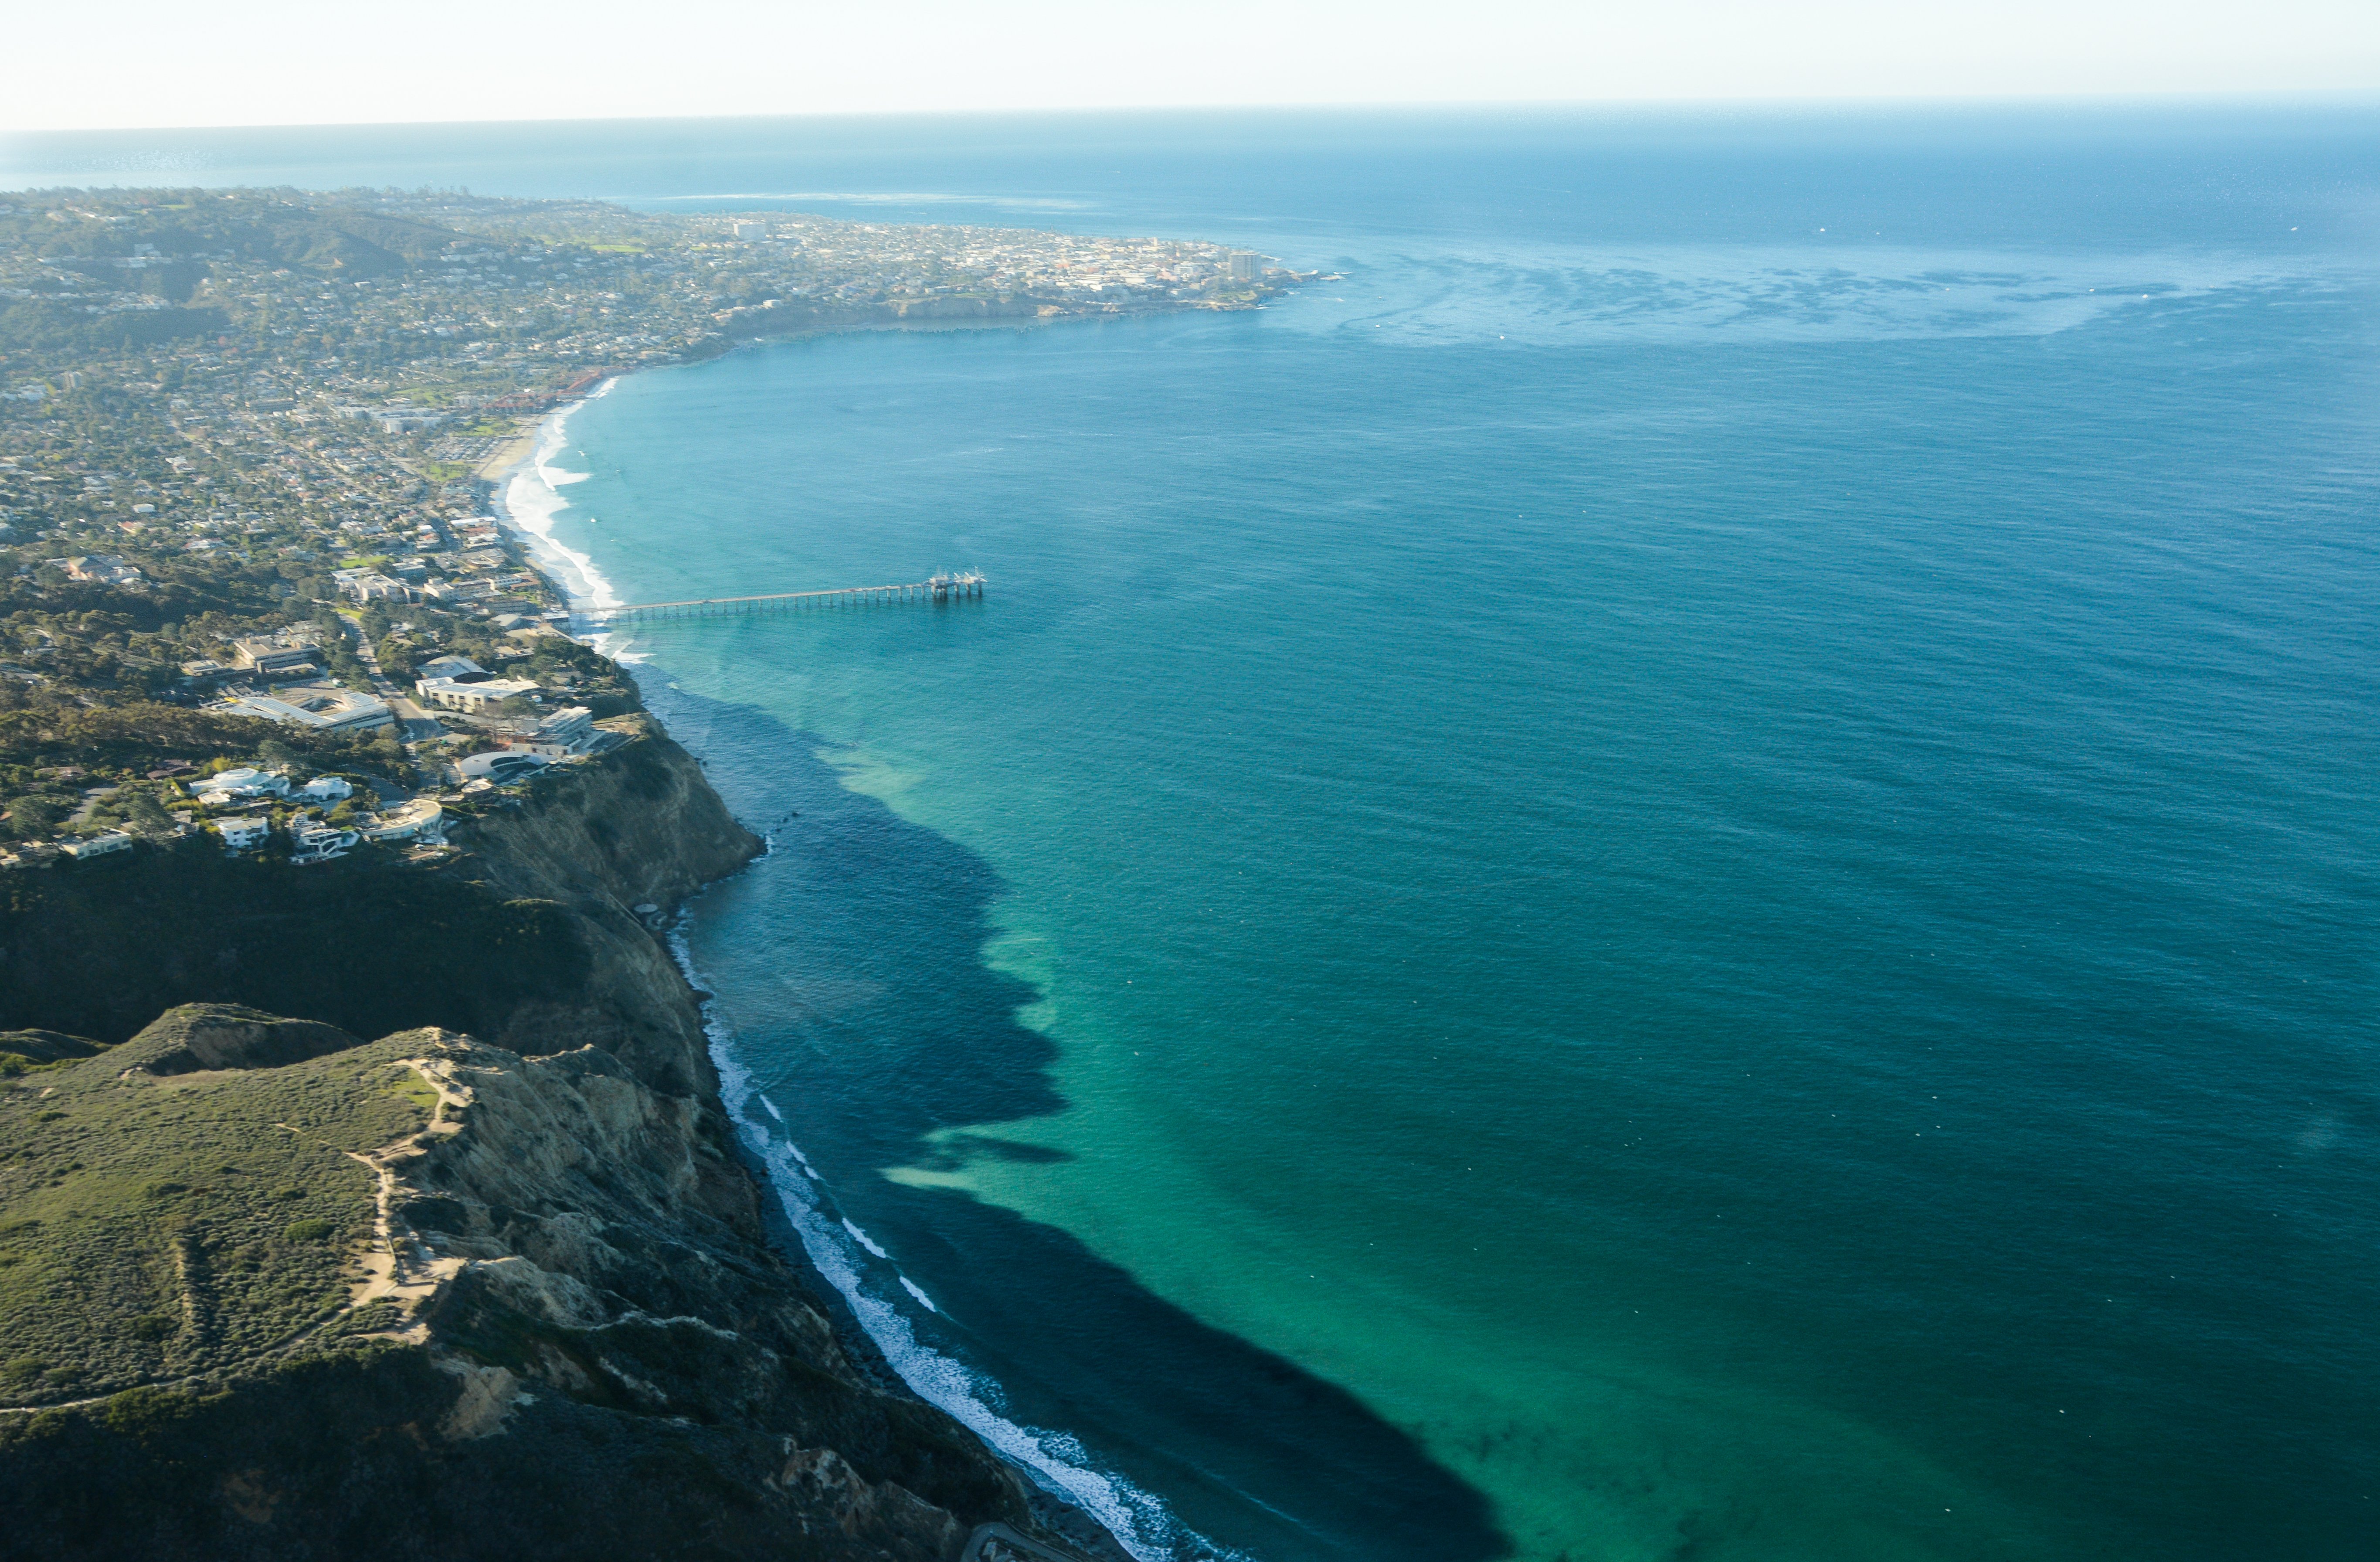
6,0 -> 2379,134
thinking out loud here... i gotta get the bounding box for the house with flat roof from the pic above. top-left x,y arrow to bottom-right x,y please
216,816 -> 270,852
194,766 -> 290,803
61,555 -> 143,586
216,687 -> 393,735
227,635 -> 322,674
416,676 -> 538,714
289,818 -> 359,866
360,797 -> 444,844
502,705 -> 598,758
455,750 -> 551,785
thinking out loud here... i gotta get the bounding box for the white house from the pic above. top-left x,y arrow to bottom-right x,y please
299,775 -> 354,801
195,766 -> 291,803
217,816 -> 271,852
62,830 -> 133,859
339,572 -> 408,604
360,797 -> 444,844
502,705 -> 598,759
289,818 -> 360,866
455,750 -> 551,785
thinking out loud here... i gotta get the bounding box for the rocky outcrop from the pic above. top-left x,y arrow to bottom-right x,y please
132,1003 -> 362,1074
357,1028 -> 1036,1557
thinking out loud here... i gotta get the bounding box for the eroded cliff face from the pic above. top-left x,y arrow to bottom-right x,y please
384,1028 -> 1032,1560
465,718 -> 761,1097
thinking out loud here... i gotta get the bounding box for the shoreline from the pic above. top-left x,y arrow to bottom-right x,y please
481,362 -> 1171,1557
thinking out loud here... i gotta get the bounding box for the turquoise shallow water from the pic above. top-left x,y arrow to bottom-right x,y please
24,107 -> 2379,1560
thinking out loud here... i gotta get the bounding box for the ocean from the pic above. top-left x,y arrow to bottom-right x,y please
15,104 -> 2378,1561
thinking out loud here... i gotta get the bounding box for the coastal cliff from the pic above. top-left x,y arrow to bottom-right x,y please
461,715 -> 757,1096
0,727 -> 1099,1561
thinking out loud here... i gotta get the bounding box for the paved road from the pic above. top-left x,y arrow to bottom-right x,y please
345,617 -> 448,742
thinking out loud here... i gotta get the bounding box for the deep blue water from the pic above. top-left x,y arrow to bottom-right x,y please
19,106 -> 2379,1561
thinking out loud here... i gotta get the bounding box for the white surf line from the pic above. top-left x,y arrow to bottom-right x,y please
487,384 -> 637,662
664,911 -> 1201,1562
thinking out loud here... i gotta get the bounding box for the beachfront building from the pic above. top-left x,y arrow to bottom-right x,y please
422,577 -> 497,606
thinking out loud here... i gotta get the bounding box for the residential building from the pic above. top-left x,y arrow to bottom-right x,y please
360,797 -> 444,844
455,750 -> 551,784
61,554 -> 144,585
194,766 -> 291,803
216,816 -> 271,851
62,830 -> 134,859
290,818 -> 360,865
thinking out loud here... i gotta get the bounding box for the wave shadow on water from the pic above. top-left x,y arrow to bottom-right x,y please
646,680 -> 1511,1562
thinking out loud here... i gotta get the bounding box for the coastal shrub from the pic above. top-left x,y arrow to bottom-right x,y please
0,833 -> 590,1043
0,1031 -> 426,1403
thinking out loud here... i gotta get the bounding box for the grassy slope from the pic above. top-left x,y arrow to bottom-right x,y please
0,1019 -> 430,1405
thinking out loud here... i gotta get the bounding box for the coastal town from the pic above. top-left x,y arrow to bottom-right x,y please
0,186 -> 1299,864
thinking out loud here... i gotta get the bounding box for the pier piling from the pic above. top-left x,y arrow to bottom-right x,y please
594,572 -> 984,623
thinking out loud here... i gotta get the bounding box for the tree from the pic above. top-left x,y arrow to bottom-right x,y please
123,791 -> 173,834
5,796 -> 64,837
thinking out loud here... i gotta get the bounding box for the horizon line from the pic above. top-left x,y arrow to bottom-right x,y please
9,88 -> 2380,141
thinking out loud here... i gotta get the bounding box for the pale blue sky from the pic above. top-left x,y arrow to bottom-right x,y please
10,0 -> 2380,131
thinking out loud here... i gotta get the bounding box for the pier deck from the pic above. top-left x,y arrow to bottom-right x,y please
595,572 -> 984,621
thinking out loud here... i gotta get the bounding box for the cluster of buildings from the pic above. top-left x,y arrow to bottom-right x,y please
185,763 -> 445,864
21,764 -> 444,870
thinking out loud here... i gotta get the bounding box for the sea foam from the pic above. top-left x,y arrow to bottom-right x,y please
492,388 -> 636,656
666,918 -> 1211,1562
